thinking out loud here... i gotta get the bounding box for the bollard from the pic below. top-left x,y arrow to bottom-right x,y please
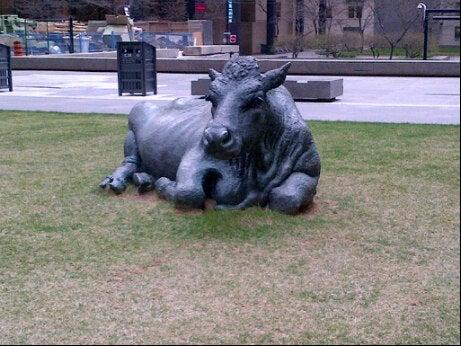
13,41 -> 24,56
0,44 -> 13,92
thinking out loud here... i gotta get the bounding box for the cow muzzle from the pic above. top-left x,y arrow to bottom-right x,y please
203,126 -> 240,159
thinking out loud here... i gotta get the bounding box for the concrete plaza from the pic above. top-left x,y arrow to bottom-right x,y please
0,70 -> 459,125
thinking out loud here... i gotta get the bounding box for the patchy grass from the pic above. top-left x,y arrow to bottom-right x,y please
0,111 -> 459,344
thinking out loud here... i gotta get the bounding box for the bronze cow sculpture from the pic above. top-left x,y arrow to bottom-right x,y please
100,57 -> 321,214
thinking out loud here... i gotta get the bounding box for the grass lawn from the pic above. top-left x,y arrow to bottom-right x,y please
0,111 -> 459,344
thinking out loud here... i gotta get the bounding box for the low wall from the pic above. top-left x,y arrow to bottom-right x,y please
11,55 -> 461,77
183,45 -> 239,56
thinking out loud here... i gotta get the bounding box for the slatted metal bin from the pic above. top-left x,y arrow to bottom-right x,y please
117,42 -> 157,96
0,44 -> 12,92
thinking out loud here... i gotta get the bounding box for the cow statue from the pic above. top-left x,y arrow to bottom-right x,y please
100,57 -> 321,214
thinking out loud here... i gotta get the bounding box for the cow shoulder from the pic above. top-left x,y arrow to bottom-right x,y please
128,102 -> 159,132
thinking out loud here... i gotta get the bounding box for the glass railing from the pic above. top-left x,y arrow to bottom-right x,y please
3,31 -> 194,55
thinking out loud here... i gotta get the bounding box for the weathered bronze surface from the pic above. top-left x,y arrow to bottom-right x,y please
100,57 -> 321,214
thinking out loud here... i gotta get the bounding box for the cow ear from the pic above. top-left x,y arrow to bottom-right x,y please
208,68 -> 221,81
261,62 -> 291,91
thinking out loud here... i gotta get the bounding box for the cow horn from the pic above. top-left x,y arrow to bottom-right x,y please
261,62 -> 292,91
208,68 -> 222,81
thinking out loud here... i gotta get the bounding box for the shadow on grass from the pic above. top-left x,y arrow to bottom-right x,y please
110,190 -> 330,243
167,209 -> 329,242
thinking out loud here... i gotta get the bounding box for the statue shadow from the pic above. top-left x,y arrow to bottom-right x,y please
103,188 -> 324,241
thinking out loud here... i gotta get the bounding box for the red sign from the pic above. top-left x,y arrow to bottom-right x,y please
229,34 -> 238,44
195,3 -> 207,13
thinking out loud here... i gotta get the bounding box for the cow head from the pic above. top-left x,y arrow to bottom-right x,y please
202,57 -> 291,160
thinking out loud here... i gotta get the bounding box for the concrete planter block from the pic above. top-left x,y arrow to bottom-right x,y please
285,79 -> 343,101
183,45 -> 239,56
191,78 -> 343,102
191,78 -> 211,95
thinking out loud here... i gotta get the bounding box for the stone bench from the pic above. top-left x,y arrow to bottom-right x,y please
183,45 -> 239,56
191,78 -> 343,101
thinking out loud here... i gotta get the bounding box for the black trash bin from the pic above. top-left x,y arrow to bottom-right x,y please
117,42 -> 157,96
0,44 -> 13,92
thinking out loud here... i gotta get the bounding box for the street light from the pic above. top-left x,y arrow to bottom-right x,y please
417,3 -> 427,19
417,3 -> 429,60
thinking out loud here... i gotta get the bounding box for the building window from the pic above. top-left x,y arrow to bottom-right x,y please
455,26 -> 460,40
348,6 -> 355,18
347,0 -> 364,18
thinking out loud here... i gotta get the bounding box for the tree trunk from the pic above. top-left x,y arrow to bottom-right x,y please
318,0 -> 327,35
389,44 -> 395,60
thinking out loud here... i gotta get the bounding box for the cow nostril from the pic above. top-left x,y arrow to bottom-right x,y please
220,130 -> 231,145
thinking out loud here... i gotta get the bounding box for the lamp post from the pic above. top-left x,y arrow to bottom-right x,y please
69,16 -> 74,54
417,3 -> 429,60
266,0 -> 276,54
187,0 -> 196,20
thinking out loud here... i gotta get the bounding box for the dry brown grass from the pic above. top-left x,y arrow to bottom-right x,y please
0,112 -> 459,344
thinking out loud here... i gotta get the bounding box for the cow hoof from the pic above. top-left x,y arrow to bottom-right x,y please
154,177 -> 172,198
155,177 -> 171,190
109,179 -> 127,194
268,191 -> 302,215
133,173 -> 154,193
99,176 -> 113,189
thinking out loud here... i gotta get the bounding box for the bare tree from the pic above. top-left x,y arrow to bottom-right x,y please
12,0 -> 127,20
153,0 -> 187,21
346,0 -> 374,52
12,0 -> 187,21
298,0 -> 344,36
202,0 -> 227,18
255,0 -> 346,57
372,0 -> 422,60
12,0 -> 69,19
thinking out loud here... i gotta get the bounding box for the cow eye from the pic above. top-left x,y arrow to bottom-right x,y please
250,96 -> 265,108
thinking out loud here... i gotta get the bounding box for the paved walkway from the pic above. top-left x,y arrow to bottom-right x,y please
0,71 -> 459,124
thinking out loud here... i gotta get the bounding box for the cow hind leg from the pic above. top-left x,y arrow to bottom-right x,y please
268,173 -> 318,215
100,130 -> 140,194
155,176 -> 207,210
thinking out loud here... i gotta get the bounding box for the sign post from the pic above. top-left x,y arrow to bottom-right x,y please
226,0 -> 240,46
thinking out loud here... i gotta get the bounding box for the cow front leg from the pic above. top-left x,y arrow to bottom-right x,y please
155,152 -> 207,209
100,130 -> 140,194
155,174 -> 206,210
268,172 -> 318,215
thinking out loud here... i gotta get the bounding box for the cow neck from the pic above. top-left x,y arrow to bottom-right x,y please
231,107 -> 285,179
263,106 -> 286,150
